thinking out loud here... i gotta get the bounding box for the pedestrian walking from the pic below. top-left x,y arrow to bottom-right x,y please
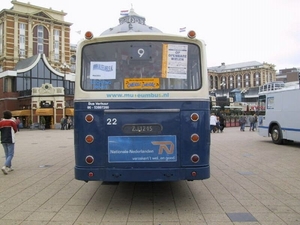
210,113 -> 218,133
239,113 -> 247,131
67,117 -> 72,130
60,117 -> 65,130
0,110 -> 18,175
218,113 -> 226,133
253,113 -> 258,130
16,117 -> 21,131
248,113 -> 257,131
63,117 -> 68,130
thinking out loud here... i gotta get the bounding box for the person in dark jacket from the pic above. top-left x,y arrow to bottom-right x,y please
218,113 -> 226,133
0,110 -> 18,175
239,113 -> 247,131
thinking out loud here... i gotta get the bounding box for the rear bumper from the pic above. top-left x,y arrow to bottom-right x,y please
75,166 -> 210,182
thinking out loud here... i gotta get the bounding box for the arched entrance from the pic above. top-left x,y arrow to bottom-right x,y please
35,108 -> 54,129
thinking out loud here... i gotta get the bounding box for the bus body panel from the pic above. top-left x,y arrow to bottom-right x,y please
74,100 -> 210,181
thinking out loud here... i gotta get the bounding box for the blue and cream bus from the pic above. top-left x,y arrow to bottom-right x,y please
73,26 -> 210,182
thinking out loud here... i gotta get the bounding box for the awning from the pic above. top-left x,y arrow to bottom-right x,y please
224,106 -> 243,109
65,108 -> 74,116
35,108 -> 53,116
11,110 -> 31,117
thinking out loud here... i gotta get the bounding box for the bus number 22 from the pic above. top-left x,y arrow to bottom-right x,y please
107,118 -> 117,125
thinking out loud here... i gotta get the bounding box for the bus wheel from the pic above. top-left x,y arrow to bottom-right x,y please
271,125 -> 283,145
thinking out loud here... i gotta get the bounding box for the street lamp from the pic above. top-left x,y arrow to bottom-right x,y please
220,82 -> 226,96
241,88 -> 247,94
210,88 -> 217,96
241,88 -> 247,102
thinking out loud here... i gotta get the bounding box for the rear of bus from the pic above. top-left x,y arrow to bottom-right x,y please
74,32 -> 210,182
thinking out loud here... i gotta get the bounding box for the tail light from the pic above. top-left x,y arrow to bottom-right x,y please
88,172 -> 94,177
191,171 -> 197,177
191,154 -> 200,163
85,155 -> 94,164
85,135 -> 94,143
191,113 -> 199,121
191,133 -> 199,142
85,114 -> 94,123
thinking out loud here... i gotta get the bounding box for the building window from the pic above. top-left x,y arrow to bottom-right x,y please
268,73 -> 273,82
214,76 -> 218,89
71,55 -> 76,64
244,73 -> 250,87
221,76 -> 227,88
209,75 -> 214,89
19,23 -> 26,58
3,77 -> 16,92
0,23 -> 3,55
16,63 -> 75,96
54,30 -> 60,61
237,75 -> 241,88
255,72 -> 260,86
229,76 -> 233,88
70,64 -> 76,73
3,77 -> 8,92
37,25 -> 44,53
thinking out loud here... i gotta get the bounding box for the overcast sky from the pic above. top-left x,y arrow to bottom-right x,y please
2,0 -> 300,71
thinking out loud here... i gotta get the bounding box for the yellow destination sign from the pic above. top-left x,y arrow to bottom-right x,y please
124,78 -> 160,90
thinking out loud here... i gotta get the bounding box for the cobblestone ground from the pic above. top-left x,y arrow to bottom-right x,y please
0,127 -> 299,225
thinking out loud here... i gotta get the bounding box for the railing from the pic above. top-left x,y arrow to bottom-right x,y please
18,90 -> 32,96
259,81 -> 284,93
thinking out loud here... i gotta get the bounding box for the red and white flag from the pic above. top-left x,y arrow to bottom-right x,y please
120,10 -> 129,16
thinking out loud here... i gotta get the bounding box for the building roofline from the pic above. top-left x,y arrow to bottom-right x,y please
11,0 -> 67,16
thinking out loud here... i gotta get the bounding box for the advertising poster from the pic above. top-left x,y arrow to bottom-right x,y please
108,135 -> 177,163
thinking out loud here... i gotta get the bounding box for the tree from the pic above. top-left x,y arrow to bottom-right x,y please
40,116 -> 46,125
40,116 -> 46,130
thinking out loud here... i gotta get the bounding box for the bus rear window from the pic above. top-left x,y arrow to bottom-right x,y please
80,41 -> 202,91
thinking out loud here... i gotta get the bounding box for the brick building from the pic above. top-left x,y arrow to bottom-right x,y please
276,68 -> 300,83
0,1 -> 75,128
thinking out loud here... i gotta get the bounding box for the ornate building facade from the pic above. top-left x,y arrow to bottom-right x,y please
0,0 -> 73,71
208,61 -> 276,93
0,1 -> 75,128
208,61 -> 277,110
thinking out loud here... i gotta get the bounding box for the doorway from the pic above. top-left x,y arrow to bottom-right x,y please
44,116 -> 52,129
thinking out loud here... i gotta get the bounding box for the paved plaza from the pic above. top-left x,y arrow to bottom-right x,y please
0,127 -> 300,225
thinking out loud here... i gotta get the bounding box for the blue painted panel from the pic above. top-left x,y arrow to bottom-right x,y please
108,135 -> 177,163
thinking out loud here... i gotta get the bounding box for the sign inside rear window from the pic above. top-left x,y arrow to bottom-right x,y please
124,78 -> 160,90
129,45 -> 152,60
161,44 -> 188,79
90,61 -> 116,79
108,135 -> 177,163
